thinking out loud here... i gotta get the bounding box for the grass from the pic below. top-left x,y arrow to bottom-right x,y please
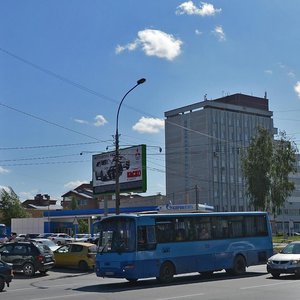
273,234 -> 300,243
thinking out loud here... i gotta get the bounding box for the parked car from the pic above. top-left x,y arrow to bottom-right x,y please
49,233 -> 74,246
15,233 -> 40,241
267,241 -> 300,278
0,241 -> 55,276
53,242 -> 97,271
74,234 -> 91,242
0,260 -> 13,292
30,238 -> 60,252
87,233 -> 100,245
37,233 -> 55,239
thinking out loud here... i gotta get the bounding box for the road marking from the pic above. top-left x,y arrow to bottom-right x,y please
240,281 -> 294,290
25,293 -> 98,300
156,294 -> 205,300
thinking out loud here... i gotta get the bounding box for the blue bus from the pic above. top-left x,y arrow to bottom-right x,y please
94,211 -> 273,283
0,224 -> 7,243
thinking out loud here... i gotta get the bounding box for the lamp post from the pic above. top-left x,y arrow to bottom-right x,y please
115,78 -> 146,215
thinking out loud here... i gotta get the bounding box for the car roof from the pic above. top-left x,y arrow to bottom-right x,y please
69,242 -> 95,246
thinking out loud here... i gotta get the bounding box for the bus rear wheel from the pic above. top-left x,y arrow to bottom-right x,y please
157,261 -> 175,283
226,255 -> 246,276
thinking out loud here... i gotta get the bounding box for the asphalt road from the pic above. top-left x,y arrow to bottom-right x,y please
2,265 -> 300,300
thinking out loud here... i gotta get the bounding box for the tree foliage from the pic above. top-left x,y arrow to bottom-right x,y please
241,128 -> 297,212
0,187 -> 28,226
241,128 -> 273,210
270,131 -> 297,215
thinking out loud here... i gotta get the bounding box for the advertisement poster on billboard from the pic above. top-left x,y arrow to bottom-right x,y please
92,144 -> 147,194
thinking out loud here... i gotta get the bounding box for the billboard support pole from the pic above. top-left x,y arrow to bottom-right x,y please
115,78 -> 146,215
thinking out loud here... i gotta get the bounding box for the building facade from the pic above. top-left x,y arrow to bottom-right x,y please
164,93 -> 275,211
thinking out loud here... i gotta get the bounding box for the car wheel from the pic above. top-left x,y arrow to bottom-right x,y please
271,271 -> 280,278
23,262 -> 35,277
57,241 -> 61,246
0,277 -> 5,292
157,261 -> 175,283
79,261 -> 89,271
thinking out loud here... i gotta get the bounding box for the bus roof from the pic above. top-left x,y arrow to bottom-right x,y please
98,211 -> 269,221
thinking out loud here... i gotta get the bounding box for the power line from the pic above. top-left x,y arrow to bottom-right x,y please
0,101 -> 110,143
0,141 -> 102,151
0,47 -> 225,143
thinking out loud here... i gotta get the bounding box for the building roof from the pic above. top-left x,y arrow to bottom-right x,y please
61,183 -> 94,200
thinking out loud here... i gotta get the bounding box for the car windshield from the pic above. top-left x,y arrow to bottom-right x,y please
281,243 -> 300,254
36,244 -> 52,254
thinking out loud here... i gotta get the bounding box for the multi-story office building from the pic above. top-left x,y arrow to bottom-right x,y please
164,93 -> 275,211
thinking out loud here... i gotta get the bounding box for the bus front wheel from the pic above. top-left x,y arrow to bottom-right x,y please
157,261 -> 175,283
226,255 -> 246,276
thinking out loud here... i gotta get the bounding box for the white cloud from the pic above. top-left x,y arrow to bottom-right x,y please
176,1 -> 222,16
94,115 -> 107,127
115,41 -> 138,54
195,29 -> 203,35
64,180 -> 86,190
116,29 -> 183,61
264,70 -> 273,75
0,166 -> 10,174
19,190 -> 39,200
294,81 -> 300,98
74,115 -> 107,127
288,71 -> 296,78
74,118 -> 89,125
213,25 -> 226,41
132,117 -> 164,134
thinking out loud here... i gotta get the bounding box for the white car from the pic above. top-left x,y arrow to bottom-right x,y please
49,233 -> 74,246
30,238 -> 60,252
267,241 -> 300,278
74,234 -> 91,242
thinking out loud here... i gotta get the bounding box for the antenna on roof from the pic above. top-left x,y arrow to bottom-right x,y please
204,94 -> 207,101
264,91 -> 267,99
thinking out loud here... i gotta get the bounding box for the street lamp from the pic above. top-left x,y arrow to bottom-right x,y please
115,78 -> 146,215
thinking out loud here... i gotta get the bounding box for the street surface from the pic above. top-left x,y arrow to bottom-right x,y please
2,265 -> 300,300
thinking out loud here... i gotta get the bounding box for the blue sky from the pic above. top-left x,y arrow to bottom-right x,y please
1,1 -> 300,202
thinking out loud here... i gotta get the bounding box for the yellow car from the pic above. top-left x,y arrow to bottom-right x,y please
53,242 -> 97,271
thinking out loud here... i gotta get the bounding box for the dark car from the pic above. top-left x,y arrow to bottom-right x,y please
0,241 -> 55,277
0,260 -> 13,292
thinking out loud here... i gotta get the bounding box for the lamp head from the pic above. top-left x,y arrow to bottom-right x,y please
137,78 -> 146,85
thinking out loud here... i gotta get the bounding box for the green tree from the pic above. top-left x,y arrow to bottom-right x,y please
241,128 -> 298,212
70,196 -> 78,210
270,131 -> 297,216
241,127 -> 273,210
0,187 -> 28,226
78,219 -> 88,233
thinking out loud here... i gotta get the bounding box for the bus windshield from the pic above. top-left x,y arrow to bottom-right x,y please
97,217 -> 136,253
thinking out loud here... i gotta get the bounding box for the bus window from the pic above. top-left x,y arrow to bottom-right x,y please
244,215 -> 267,237
256,216 -> 268,236
228,216 -> 243,238
156,220 -> 174,243
137,226 -> 156,250
211,217 -> 229,239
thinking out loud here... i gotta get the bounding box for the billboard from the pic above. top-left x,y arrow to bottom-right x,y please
92,144 -> 147,194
